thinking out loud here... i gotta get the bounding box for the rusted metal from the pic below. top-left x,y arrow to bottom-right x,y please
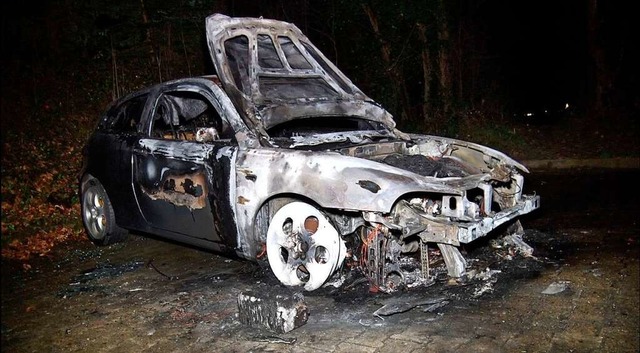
142,172 -> 207,210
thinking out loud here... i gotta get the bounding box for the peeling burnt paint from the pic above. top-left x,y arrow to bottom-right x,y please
289,131 -> 393,149
138,139 -> 214,163
238,168 -> 257,182
142,172 -> 208,210
213,147 -> 239,249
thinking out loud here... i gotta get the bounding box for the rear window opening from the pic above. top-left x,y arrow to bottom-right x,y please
258,76 -> 339,99
267,116 -> 386,137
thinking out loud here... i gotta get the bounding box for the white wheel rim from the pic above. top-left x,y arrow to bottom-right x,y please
266,202 -> 346,291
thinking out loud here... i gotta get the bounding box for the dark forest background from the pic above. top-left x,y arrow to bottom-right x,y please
1,0 -> 638,258
2,0 -> 637,134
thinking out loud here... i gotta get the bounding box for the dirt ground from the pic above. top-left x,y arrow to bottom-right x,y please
1,170 -> 639,353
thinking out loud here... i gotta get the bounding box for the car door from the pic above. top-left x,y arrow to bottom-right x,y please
86,92 -> 150,228
131,85 -> 237,243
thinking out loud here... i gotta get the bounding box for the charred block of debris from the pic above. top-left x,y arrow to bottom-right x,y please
237,290 -> 308,333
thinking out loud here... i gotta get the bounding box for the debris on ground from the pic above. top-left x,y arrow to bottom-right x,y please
541,281 -> 571,295
472,280 -> 496,298
492,233 -> 535,259
465,268 -> 502,281
585,268 -> 603,277
466,268 -> 502,298
237,290 -> 309,333
250,335 -> 297,344
147,258 -> 180,280
422,300 -> 450,313
322,274 -> 346,288
373,295 -> 448,318
57,260 -> 145,298
504,233 -> 535,257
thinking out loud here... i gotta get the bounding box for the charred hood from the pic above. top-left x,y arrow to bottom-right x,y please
205,13 -> 396,132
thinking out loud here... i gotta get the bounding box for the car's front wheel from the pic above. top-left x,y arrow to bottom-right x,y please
81,177 -> 128,245
266,202 -> 346,291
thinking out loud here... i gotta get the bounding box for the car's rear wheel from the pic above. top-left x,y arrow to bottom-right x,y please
81,177 -> 128,245
266,202 -> 346,291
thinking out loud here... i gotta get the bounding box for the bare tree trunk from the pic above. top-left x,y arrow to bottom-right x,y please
470,36 -> 479,109
437,0 -> 452,116
456,23 -> 464,103
362,4 -> 412,125
111,35 -> 120,100
417,23 -> 432,126
587,0 -> 608,117
139,0 -> 156,65
156,50 -> 162,83
438,51 -> 451,114
165,24 -> 172,80
180,27 -> 192,77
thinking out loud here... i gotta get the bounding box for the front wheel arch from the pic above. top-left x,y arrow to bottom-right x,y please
253,196 -> 346,291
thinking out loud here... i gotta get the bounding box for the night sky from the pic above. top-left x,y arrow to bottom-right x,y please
468,0 -> 635,118
481,1 -> 587,107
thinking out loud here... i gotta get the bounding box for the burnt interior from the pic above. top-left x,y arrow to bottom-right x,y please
381,154 -> 470,178
151,91 -> 234,141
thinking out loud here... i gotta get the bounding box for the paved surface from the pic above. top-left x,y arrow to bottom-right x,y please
2,170 -> 639,353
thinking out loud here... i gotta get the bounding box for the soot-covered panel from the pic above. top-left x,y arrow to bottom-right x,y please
382,154 -> 469,178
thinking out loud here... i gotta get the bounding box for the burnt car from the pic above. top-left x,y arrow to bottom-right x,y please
80,14 -> 540,292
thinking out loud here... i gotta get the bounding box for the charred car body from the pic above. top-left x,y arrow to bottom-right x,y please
80,14 -> 540,292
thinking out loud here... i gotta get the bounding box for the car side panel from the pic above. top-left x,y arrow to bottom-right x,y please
230,148 -> 464,260
84,132 -> 145,229
132,139 -> 237,244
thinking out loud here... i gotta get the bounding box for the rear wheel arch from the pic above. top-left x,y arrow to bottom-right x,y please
80,174 -> 128,246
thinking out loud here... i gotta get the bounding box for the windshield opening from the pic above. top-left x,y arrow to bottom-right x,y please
259,76 -> 339,99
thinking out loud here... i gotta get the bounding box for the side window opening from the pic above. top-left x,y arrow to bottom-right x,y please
151,91 -> 234,142
103,94 -> 148,133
